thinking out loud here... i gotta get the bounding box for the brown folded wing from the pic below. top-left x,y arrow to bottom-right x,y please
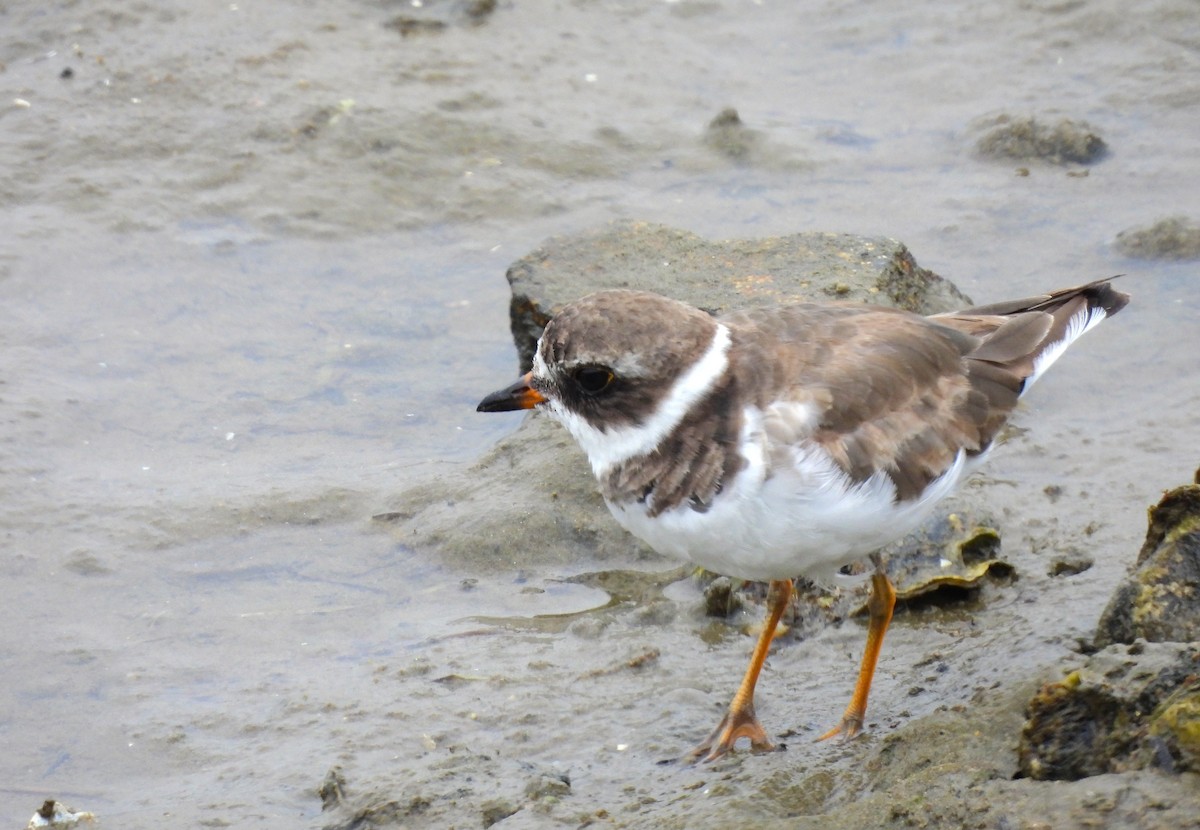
724,278 -> 1128,502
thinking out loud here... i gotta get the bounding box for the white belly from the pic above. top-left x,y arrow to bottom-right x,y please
607,412 -> 977,584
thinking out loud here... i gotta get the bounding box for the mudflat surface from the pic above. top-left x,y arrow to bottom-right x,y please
2,1 -> 1199,828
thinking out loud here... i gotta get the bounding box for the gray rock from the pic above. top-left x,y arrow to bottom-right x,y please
523,771 -> 570,800
501,220 -> 971,371
703,107 -> 765,162
378,414 -> 658,573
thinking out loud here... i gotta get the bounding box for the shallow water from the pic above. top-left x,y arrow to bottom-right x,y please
1,0 -> 1198,827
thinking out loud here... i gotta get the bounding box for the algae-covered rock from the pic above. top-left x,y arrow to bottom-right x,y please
973,114 -> 1108,165
1141,682 -> 1200,774
1094,474 -> 1200,647
1115,216 -> 1200,261
1017,641 -> 1200,780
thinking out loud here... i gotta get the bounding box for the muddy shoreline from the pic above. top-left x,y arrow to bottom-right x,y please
3,1 -> 1198,828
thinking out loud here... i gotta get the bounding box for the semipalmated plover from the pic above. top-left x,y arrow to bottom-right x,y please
478,278 -> 1128,762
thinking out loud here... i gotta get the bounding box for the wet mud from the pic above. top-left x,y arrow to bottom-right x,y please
3,1 -> 1200,828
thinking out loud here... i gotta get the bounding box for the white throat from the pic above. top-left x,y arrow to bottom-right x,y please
538,323 -> 732,476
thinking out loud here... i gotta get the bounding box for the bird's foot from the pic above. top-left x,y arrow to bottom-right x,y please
815,711 -> 864,742
686,705 -> 777,763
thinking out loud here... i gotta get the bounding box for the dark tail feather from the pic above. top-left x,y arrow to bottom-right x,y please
953,276 -> 1129,319
933,277 -> 1129,390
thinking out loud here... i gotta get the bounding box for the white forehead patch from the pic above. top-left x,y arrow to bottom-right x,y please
532,346 -> 550,379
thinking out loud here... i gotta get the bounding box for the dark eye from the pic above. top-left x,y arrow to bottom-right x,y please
572,365 -> 615,395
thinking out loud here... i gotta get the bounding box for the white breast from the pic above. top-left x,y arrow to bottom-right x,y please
607,405 -> 978,584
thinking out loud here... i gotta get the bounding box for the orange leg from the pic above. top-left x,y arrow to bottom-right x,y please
688,578 -> 793,763
817,562 -> 896,741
